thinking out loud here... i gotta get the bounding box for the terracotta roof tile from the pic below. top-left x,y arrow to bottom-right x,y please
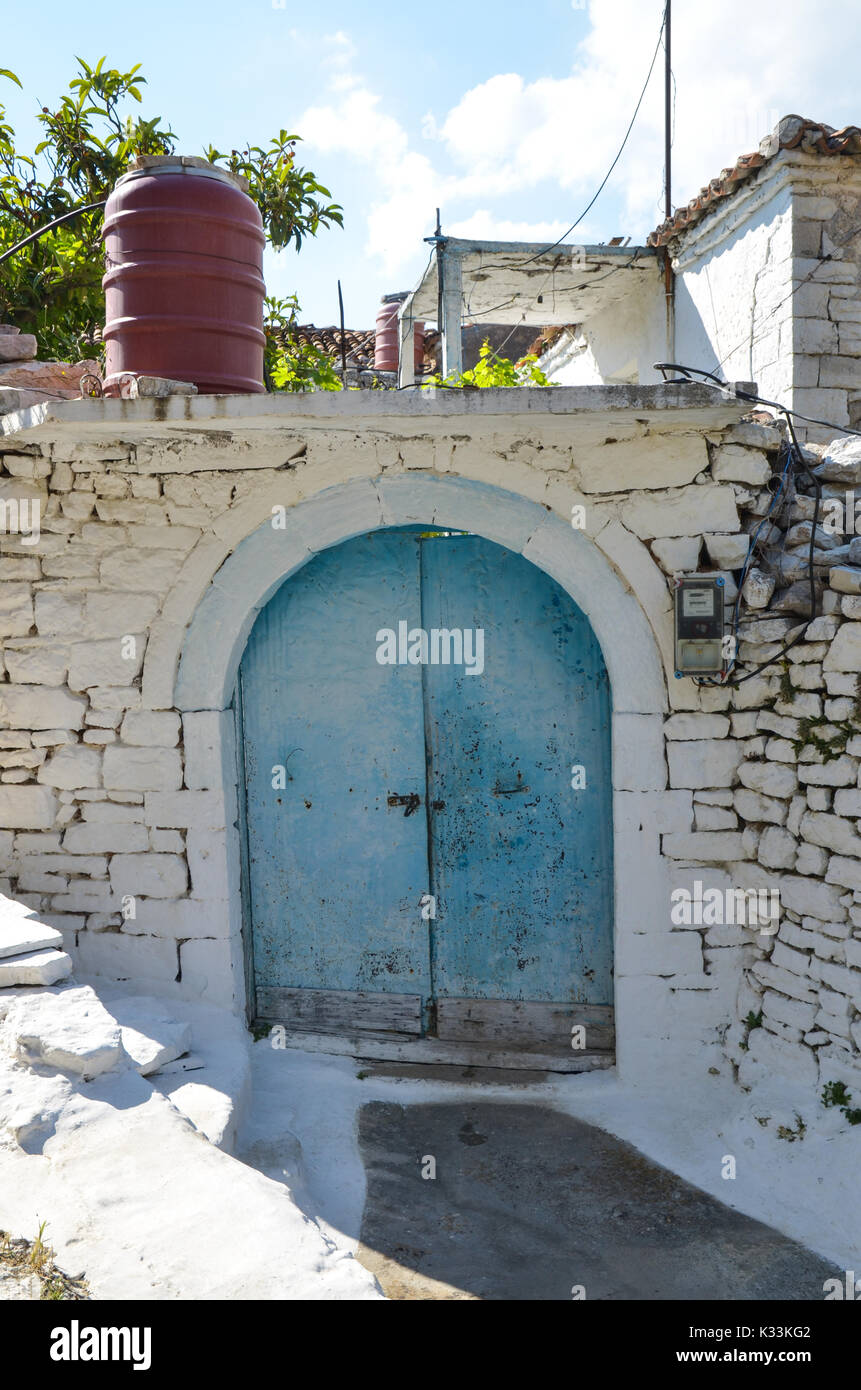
649,116 -> 861,248
276,324 -> 378,367
273,324 -> 441,373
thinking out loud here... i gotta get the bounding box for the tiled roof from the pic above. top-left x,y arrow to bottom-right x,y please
649,115 -> 861,248
275,324 -> 442,373
278,325 -> 378,367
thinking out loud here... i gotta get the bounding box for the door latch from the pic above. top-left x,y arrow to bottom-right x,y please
492,777 -> 529,796
387,792 -> 422,817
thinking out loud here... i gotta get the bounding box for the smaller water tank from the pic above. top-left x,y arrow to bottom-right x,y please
102,156 -> 266,396
375,293 -> 424,373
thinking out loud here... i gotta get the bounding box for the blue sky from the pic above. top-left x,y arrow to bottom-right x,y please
3,0 -> 859,328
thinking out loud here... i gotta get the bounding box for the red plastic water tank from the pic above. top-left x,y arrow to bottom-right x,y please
102,157 -> 266,395
374,293 -> 424,372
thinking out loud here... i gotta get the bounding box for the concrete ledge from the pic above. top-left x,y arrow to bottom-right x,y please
2,381 -> 755,442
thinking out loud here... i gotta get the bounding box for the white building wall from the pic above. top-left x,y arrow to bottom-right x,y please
543,151 -> 861,440
673,170 -> 795,409
541,264 -> 668,387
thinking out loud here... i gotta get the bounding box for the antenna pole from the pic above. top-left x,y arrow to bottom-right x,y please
337,279 -> 347,376
663,1 -> 675,360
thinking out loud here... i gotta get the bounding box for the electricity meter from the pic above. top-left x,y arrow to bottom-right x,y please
673,576 -> 726,677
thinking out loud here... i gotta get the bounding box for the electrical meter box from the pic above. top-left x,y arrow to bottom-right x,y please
673,575 -> 726,677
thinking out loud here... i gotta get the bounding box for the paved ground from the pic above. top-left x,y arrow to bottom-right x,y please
355,1101 -> 839,1301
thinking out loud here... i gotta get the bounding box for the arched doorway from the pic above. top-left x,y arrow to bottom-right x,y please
237,525 -> 614,1065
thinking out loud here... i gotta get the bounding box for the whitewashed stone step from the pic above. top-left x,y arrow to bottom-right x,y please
1,984 -> 124,1076
107,994 -> 193,1078
120,1017 -> 193,1077
0,913 -> 63,960
0,949 -> 72,988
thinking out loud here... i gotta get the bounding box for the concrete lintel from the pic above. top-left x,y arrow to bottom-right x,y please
1,381 -> 755,445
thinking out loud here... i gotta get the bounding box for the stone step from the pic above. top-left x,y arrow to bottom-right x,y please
1,983 -> 121,1075
0,949 -> 73,988
0,915 -> 64,961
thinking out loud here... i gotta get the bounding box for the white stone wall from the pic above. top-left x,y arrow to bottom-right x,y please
543,151 -> 861,442
675,152 -> 861,441
0,389 -> 858,1102
539,266 -> 669,388
673,171 -> 795,410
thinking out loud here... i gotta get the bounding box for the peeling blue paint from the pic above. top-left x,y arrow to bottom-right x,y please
239,526 -> 613,1025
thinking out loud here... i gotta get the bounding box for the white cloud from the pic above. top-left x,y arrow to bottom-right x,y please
322,31 -> 357,68
447,212 -> 575,243
297,0 -> 861,277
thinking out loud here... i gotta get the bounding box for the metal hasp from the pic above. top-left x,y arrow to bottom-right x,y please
101,156 -> 266,396
673,574 -> 726,677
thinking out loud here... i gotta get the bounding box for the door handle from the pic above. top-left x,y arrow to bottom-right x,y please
492,780 -> 530,796
388,792 -> 422,817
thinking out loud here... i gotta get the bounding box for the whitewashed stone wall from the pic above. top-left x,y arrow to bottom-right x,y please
545,149 -> 861,443
675,150 -> 861,441
0,388 -> 858,1101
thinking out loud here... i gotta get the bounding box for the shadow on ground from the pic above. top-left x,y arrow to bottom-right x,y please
355,1101 -> 839,1300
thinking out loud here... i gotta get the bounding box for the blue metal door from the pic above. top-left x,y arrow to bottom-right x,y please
422,535 -> 613,1005
240,530 -> 432,1012
239,527 -> 613,1033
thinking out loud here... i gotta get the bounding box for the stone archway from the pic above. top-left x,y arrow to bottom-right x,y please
165,472 -> 669,1077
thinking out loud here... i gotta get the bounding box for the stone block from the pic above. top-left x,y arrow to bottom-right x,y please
102,747 -> 183,792
63,821 -> 149,854
834,788 -> 861,817
662,831 -> 747,861
34,589 -> 86,636
826,855 -> 861,892
181,712 -> 225,790
650,536 -> 702,573
0,947 -> 72,988
612,714 -> 666,791
143,790 -> 231,830
667,739 -> 742,789
115,712 -> 182,755
0,686 -> 86,731
778,874 -> 847,922
108,853 -> 188,898
68,637 -> 145,691
36,745 -> 101,790
797,755 -> 857,787
758,826 -> 798,869
0,333 -> 36,362
738,761 -> 798,798
800,811 -> 861,858
621,484 -> 738,540
0,898 -> 63,958
664,713 -> 730,740
1,984 -> 124,1075
0,785 -> 57,829
0,584 -> 34,637
823,620 -> 861,669
829,566 -> 861,595
710,446 -> 771,485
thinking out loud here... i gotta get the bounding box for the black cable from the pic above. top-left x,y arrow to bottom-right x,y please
725,412 -> 821,685
654,362 -> 861,439
518,4 -> 668,269
653,361 -> 826,685
0,199 -> 107,266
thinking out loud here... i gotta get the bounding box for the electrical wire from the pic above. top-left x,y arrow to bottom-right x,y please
702,220 -> 861,383
517,3 -> 668,269
0,199 -> 107,266
654,362 -> 826,684
475,249 -> 646,372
